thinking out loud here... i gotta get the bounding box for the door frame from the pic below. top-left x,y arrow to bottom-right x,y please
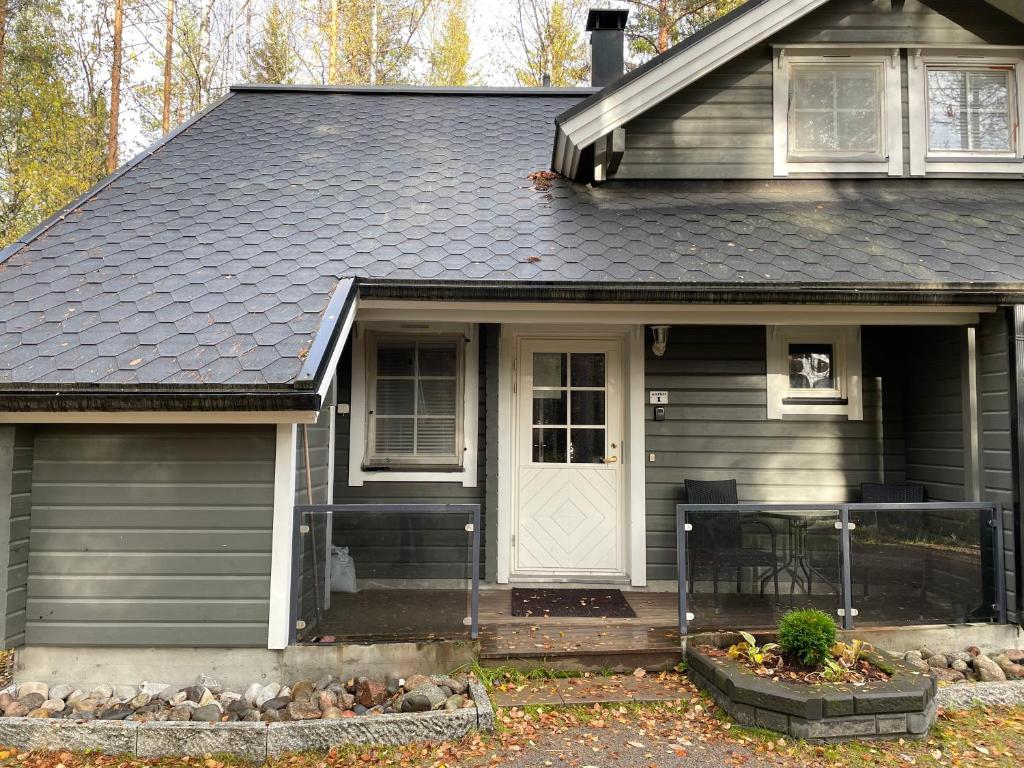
497,324 -> 646,586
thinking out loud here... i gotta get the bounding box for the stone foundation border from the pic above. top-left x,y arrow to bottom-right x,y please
686,633 -> 937,743
935,680 -> 1024,710
0,682 -> 493,760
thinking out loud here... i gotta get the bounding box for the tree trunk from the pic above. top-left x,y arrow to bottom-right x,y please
658,0 -> 670,53
0,1 -> 7,84
107,0 -> 123,173
162,0 -> 174,134
328,0 -> 338,83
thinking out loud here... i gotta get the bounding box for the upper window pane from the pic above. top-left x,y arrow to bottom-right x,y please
927,68 -> 1013,153
789,343 -> 835,390
789,65 -> 883,156
534,353 -> 566,387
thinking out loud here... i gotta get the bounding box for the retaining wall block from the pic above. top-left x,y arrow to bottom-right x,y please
136,721 -> 268,762
0,719 -> 138,754
267,709 -> 478,754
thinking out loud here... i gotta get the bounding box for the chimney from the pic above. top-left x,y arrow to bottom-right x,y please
586,8 -> 629,87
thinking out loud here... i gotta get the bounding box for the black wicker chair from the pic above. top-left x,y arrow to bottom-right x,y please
684,479 -> 780,610
857,482 -> 927,613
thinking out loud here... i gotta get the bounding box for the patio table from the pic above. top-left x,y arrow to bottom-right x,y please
757,510 -> 840,601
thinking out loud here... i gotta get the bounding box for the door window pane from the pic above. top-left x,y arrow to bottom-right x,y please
534,353 -> 566,387
533,428 -> 567,463
571,390 -> 605,426
789,343 -> 835,390
533,390 -> 567,425
789,65 -> 883,155
571,353 -> 605,387
570,429 -> 605,464
928,68 -> 1013,153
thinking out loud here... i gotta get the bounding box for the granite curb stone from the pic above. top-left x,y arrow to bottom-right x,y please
935,680 -> 1024,709
0,686 -> 494,757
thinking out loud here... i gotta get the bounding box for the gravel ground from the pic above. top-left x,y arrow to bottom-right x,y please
496,714 -> 787,768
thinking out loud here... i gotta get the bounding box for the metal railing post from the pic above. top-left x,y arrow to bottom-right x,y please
471,504 -> 481,640
839,505 -> 855,631
993,503 -> 1008,625
676,507 -> 688,636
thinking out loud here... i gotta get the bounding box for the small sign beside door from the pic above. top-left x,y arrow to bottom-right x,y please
649,390 -> 669,405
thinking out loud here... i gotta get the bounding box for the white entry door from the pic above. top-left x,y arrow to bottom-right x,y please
513,338 -> 626,578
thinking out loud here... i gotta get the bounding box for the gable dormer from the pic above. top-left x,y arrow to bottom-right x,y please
555,0 -> 1024,181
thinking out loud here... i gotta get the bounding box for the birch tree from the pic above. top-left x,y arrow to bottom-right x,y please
510,0 -> 588,87
243,0 -> 295,82
624,0 -> 742,58
427,0 -> 473,86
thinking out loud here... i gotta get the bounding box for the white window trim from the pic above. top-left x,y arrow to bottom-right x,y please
348,322 -> 478,487
773,48 -> 903,177
766,326 -> 863,421
908,49 -> 1024,176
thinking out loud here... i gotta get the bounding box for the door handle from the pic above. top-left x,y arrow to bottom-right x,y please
604,456 -> 619,464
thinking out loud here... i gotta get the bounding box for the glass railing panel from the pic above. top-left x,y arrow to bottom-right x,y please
293,505 -> 479,643
848,504 -> 998,625
683,507 -> 842,632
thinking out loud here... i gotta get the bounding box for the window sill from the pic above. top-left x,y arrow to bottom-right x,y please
921,160 -> 1024,175
349,466 -> 477,487
782,397 -> 849,406
362,463 -> 464,473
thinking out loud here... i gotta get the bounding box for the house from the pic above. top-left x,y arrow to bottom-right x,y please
1,0 -> 1024,683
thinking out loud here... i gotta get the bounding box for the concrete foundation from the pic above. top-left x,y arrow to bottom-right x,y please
13,641 -> 479,689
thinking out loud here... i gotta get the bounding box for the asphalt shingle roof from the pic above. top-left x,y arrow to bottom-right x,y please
1,86 -> 1024,392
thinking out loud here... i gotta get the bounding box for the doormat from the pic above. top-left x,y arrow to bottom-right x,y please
510,588 -> 637,618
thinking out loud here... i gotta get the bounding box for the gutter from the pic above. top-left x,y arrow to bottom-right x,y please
356,280 -> 1024,307
0,389 -> 319,413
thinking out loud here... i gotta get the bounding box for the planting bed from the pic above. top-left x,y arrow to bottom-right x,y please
686,632 -> 937,743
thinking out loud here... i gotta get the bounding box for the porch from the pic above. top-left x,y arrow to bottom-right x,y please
285,305 -> 1019,663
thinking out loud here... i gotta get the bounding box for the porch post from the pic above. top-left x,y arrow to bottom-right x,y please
1008,306 -> 1024,620
268,423 -> 298,650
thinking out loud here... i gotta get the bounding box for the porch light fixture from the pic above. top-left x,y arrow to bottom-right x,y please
651,325 -> 670,357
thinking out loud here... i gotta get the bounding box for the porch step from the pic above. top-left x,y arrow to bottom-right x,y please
478,623 -> 682,673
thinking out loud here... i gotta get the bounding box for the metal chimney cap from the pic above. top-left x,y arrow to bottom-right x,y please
585,8 -> 629,32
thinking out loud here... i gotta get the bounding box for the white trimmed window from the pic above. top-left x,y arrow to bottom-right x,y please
766,327 -> 863,420
908,52 -> 1024,175
348,324 -> 478,486
773,49 -> 903,176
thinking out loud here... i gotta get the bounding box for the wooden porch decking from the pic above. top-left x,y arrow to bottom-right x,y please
478,589 -> 682,672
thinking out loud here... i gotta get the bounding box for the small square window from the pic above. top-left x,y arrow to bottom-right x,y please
788,343 -> 835,390
926,66 -> 1015,155
788,64 -> 885,158
767,327 -> 862,420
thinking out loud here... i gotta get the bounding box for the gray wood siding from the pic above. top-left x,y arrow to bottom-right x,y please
645,326 -> 888,580
0,426 -> 33,647
898,327 -> 966,501
616,0 -> 1024,180
26,424 -> 275,647
332,329 -> 488,580
977,312 -> 1017,616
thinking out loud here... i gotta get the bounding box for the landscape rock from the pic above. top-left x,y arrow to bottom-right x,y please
18,682 -> 48,700
41,699 -> 65,713
92,685 -> 113,700
903,651 -> 929,672
320,707 -> 344,719
926,654 -> 949,669
404,674 -> 432,690
355,677 -> 386,708
972,653 -> 1008,682
952,659 -> 969,672
918,646 -> 936,660
256,683 -> 281,707
433,676 -> 467,695
339,693 -> 355,710
167,706 -> 192,721
930,667 -> 966,684
191,705 -> 221,723
4,701 -> 29,718
286,701 -> 321,721
196,675 -> 222,694
316,690 -> 336,712
49,685 -> 73,701
1005,649 -> 1024,664
444,695 -> 463,711
400,694 -> 432,713
141,682 -> 172,697
261,696 -> 290,712
129,692 -> 152,709
112,686 -> 136,702
243,683 -> 263,705
291,680 -> 315,703
197,688 -> 217,707
261,709 -> 281,723
18,693 -> 45,710
168,692 -> 188,706
26,708 -> 50,719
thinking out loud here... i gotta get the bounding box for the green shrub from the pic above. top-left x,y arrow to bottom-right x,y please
777,609 -> 837,666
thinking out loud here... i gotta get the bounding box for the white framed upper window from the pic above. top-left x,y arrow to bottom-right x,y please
773,48 -> 903,177
908,51 -> 1024,175
766,326 -> 863,420
348,323 -> 478,486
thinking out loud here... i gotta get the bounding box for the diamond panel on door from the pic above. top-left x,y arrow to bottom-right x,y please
516,466 -> 620,574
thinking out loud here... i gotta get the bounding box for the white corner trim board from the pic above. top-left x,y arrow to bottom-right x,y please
267,423 -> 298,650
555,0 -> 831,174
626,326 -> 647,588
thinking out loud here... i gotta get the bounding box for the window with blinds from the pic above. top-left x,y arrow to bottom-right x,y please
365,335 -> 464,467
